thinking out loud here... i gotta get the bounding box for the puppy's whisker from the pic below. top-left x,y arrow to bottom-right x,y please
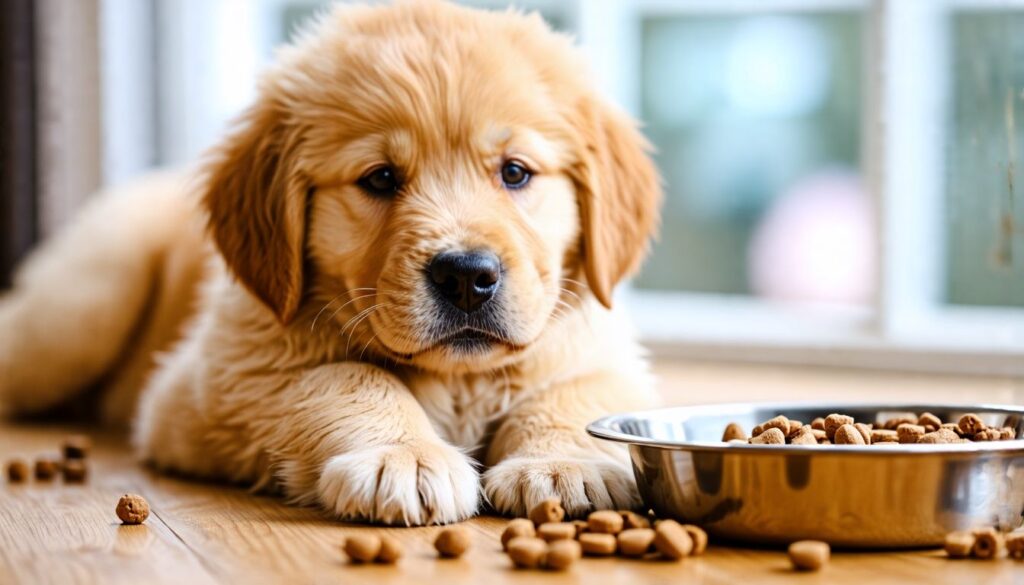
358,332 -> 381,361
338,301 -> 384,337
343,303 -> 391,357
558,286 -> 585,307
324,291 -> 379,328
310,287 -> 378,333
310,293 -> 347,333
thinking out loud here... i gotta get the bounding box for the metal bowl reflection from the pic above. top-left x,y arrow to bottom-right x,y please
587,402 -> 1024,548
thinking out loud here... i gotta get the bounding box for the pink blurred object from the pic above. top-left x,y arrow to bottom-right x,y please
748,170 -> 875,305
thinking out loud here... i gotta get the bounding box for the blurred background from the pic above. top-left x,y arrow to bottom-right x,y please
1,0 -> 1023,382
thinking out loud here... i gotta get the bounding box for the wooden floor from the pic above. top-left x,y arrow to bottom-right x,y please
2,360 -> 1023,585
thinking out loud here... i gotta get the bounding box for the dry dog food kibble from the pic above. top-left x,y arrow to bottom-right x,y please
971,528 -> 1004,560
34,457 -> 59,481
115,493 -> 150,525
958,414 -> 986,436
538,522 -> 576,542
587,510 -> 624,534
941,423 -> 964,436
435,526 -> 471,558
62,459 -> 87,483
6,459 -> 29,483
749,427 -> 786,445
344,535 -> 382,563
790,427 -> 818,445
617,528 -> 656,557
918,412 -> 942,429
897,424 -> 926,444
682,524 -> 708,555
543,539 -> 581,571
502,504 -> 710,570
508,536 -> 547,568
976,428 -> 1002,441
653,519 -> 693,560
529,498 -> 565,526
870,429 -> 898,443
1007,533 -> 1024,559
853,423 -> 873,444
944,531 -> 975,558
721,422 -> 746,442
579,532 -> 617,556
823,414 -> 854,441
788,540 -> 830,571
761,415 -> 790,435
620,510 -> 651,530
501,518 -> 536,549
62,435 -> 91,460
883,413 -> 917,430
918,428 -> 960,444
834,424 -> 865,445
730,411 -> 1016,447
376,536 -> 403,564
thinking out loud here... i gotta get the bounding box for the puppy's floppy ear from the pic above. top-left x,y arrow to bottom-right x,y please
570,98 -> 663,309
203,100 -> 308,324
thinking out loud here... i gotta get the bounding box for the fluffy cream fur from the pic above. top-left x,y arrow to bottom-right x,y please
0,1 -> 662,524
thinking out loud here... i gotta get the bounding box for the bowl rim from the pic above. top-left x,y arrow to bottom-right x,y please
586,401 -> 1024,455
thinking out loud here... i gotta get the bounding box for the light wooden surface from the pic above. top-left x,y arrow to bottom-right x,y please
2,360 -> 1023,585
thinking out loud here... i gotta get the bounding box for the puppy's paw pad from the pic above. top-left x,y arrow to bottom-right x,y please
482,456 -> 640,518
317,442 -> 479,526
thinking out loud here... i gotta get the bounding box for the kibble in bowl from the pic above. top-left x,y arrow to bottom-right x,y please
588,403 -> 1024,548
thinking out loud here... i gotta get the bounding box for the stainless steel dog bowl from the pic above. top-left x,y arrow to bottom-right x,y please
588,403 -> 1024,548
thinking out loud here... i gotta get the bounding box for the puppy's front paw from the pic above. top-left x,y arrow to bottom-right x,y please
317,442 -> 479,525
482,456 -> 640,518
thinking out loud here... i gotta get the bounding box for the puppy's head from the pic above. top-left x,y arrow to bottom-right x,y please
203,1 -> 661,373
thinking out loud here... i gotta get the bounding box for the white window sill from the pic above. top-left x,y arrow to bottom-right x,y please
625,290 -> 1024,376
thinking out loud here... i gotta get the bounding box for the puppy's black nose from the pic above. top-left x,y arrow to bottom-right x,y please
428,250 -> 501,313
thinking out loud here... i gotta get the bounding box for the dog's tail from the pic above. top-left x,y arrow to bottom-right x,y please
0,172 -> 202,420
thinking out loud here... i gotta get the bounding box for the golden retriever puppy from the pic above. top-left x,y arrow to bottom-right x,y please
0,0 -> 661,524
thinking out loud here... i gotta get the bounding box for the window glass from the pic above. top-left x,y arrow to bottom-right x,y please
634,13 -> 868,305
946,10 -> 1024,307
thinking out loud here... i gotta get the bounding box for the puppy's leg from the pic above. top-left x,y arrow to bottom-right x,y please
136,361 -> 479,525
483,372 -> 653,517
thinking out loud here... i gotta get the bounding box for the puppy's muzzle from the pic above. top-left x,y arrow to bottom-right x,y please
427,250 -> 501,313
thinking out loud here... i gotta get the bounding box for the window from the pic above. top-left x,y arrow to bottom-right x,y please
99,0 -> 1024,375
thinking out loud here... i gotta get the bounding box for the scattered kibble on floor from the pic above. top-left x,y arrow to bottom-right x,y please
5,459 -> 29,483
528,497 -> 564,526
62,434 -> 92,460
62,459 -> 88,483
33,457 -> 60,481
942,528 -> 1024,561
343,534 -> 382,563
375,536 -> 403,564
434,525 -> 471,558
788,540 -> 830,571
116,493 -> 150,525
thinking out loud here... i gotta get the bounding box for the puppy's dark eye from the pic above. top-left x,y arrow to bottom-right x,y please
500,161 -> 531,189
357,166 -> 399,197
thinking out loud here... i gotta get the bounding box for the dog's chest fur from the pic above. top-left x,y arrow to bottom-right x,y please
404,370 -> 521,457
